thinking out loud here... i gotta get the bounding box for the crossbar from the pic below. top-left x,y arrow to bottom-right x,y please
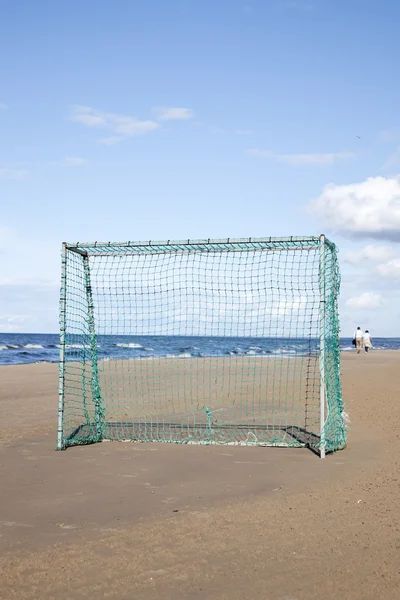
64,236 -> 330,256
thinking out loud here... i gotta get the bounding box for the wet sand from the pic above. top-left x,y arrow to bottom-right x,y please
0,352 -> 399,599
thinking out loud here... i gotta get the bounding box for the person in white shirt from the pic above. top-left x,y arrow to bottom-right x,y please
353,327 -> 364,354
363,330 -> 373,353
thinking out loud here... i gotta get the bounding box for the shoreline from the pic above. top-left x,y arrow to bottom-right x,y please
1,347 -> 400,368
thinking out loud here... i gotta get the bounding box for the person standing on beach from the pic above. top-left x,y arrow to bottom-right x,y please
363,330 -> 373,353
354,327 -> 364,354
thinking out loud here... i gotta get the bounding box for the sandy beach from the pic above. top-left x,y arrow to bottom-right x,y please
1,352 -> 400,599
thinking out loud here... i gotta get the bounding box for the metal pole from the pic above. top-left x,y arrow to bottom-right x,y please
57,243 -> 67,450
319,234 -> 326,458
83,254 -> 104,441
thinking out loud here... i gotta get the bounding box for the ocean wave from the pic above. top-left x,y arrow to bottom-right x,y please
180,345 -> 200,352
226,349 -> 272,356
342,346 -> 386,351
166,353 -> 192,359
66,343 -> 90,349
24,344 -> 44,349
0,343 -> 49,351
116,343 -> 143,349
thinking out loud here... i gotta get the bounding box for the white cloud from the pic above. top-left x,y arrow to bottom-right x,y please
345,245 -> 394,264
248,149 -> 355,166
346,292 -> 383,309
0,168 -> 29,180
0,102 -> 7,110
376,258 -> 400,279
71,106 -> 160,143
154,107 -> 194,121
61,156 -> 88,167
309,175 -> 400,240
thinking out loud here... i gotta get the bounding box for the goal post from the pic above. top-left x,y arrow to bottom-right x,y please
57,236 -> 347,457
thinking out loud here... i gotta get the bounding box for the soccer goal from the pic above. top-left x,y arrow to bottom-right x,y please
57,236 -> 346,457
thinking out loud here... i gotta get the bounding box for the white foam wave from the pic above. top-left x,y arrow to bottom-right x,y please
0,345 -> 7,351
228,349 -> 272,356
66,343 -> 89,349
165,353 -> 192,359
24,344 -> 44,349
116,343 -> 143,349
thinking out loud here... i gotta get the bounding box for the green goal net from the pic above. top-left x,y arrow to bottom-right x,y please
58,236 -> 346,457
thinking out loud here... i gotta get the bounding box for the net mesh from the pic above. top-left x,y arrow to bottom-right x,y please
58,237 -> 346,455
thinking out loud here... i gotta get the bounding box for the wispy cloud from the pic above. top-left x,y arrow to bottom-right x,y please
278,0 -> 313,9
154,107 -> 195,121
376,258 -> 400,279
0,102 -> 7,111
0,168 -> 29,180
0,314 -> 30,333
61,156 -> 88,167
382,145 -> 400,170
345,245 -> 394,265
248,149 -> 355,166
380,129 -> 400,142
71,106 -> 160,144
98,136 -> 123,146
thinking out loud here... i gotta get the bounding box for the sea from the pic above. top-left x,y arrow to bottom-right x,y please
0,333 -> 400,366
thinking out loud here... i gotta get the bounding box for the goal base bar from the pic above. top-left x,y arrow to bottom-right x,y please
61,421 -> 328,456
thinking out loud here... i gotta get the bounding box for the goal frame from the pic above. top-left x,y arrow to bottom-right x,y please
57,235 -> 345,457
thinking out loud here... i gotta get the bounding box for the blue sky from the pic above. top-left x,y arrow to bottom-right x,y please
1,0 -> 400,334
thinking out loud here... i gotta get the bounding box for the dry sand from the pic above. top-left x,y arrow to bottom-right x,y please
0,352 -> 399,599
